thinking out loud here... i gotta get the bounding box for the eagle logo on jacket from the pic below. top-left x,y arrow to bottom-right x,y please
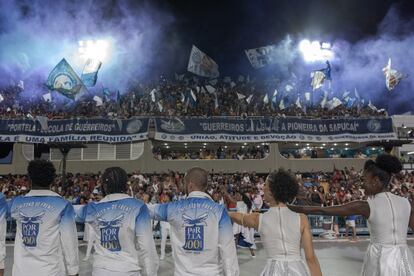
19,211 -> 45,247
98,213 -> 124,252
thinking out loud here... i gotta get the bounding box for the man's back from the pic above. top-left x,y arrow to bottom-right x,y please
9,190 -> 79,276
152,191 -> 239,276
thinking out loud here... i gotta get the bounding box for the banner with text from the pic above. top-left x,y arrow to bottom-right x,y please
154,117 -> 396,143
0,117 -> 149,144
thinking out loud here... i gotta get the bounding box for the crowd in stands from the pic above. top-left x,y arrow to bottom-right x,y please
1,166 -> 413,211
0,75 -> 387,119
153,145 -> 270,160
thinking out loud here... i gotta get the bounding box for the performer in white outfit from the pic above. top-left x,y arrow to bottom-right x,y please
230,169 -> 322,276
8,160 -> 79,276
289,154 -> 414,276
77,167 -> 158,276
150,167 -> 239,276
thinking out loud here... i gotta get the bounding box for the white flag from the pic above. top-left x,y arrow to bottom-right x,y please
191,90 -> 197,102
246,94 -> 253,104
187,45 -> 219,78
368,100 -> 377,111
150,89 -> 156,102
42,92 -> 52,102
180,93 -> 186,103
36,116 -> 49,131
17,80 -> 24,90
93,96 -> 103,106
382,58 -> 403,91
214,94 -> 219,109
237,93 -> 246,100
342,90 -> 350,101
279,98 -> 285,110
205,85 -> 216,93
320,90 -> 329,108
263,94 -> 269,104
0,94 -> 3,103
304,92 -> 311,102
157,101 -> 163,112
295,97 -> 302,109
329,97 -> 343,110
230,81 -> 236,88
285,84 -> 294,93
354,88 -> 360,100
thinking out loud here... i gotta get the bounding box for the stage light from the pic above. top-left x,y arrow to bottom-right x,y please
298,39 -> 333,62
78,39 -> 110,62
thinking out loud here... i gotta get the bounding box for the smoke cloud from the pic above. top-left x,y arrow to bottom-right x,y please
0,0 -> 176,96
0,2 -> 413,114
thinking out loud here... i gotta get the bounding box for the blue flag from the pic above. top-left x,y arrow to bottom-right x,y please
81,58 -> 102,87
46,58 -> 86,100
103,88 -> 110,97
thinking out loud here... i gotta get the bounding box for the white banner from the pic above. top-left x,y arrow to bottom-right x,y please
187,45 -> 219,78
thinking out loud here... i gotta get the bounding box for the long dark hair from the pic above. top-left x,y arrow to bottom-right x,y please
241,193 -> 252,213
101,167 -> 128,195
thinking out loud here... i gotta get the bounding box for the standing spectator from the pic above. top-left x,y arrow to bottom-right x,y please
8,160 -> 79,276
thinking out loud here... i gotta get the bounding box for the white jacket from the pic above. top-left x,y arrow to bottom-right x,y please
150,191 -> 239,276
76,194 -> 159,275
8,190 -> 79,276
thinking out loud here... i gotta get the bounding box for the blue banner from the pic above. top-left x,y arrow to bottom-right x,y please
154,117 -> 396,143
0,117 -> 149,144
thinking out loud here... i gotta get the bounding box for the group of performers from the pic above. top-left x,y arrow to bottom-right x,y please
1,153 -> 413,276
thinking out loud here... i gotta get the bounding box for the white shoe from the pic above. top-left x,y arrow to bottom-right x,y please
83,256 -> 90,261
160,255 -> 165,260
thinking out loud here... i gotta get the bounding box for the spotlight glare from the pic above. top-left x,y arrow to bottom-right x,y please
78,39 -> 110,62
299,39 -> 333,62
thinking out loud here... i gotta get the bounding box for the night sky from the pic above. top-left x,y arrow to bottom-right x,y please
153,0 -> 414,74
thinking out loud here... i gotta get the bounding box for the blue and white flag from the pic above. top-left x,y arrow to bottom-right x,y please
103,88 -> 110,97
382,58 -> 403,91
46,58 -> 86,100
187,45 -> 219,78
246,94 -> 253,104
17,80 -> 24,90
0,94 -> 3,103
311,61 -> 331,90
346,98 -> 356,108
81,58 -> 102,87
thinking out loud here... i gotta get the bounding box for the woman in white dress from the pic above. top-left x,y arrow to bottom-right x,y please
230,169 -> 322,276
289,154 -> 414,276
